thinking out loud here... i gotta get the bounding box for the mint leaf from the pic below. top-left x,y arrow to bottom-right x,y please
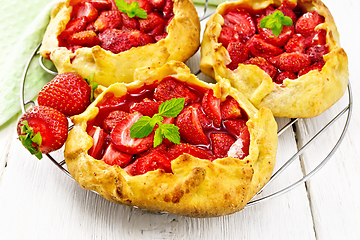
259,10 -> 293,37
153,126 -> 163,148
85,73 -> 98,102
130,116 -> 154,138
158,98 -> 185,117
160,124 -> 180,145
150,114 -> 164,128
115,0 -> 147,19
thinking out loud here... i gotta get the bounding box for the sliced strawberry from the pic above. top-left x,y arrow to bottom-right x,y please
298,61 -> 325,76
97,93 -> 126,113
130,150 -> 172,176
154,33 -> 168,42
223,119 -> 247,138
67,30 -> 100,47
295,11 -> 324,37
278,52 -> 311,73
218,27 -> 240,48
154,77 -> 197,105
120,12 -> 140,30
223,10 -> 256,41
110,112 -> 153,154
210,133 -> 236,158
139,12 -> 165,34
73,2 -> 99,22
305,29 -> 327,47
17,106 -> 68,158
98,29 -> 134,53
94,10 -> 122,32
244,57 -> 278,79
103,110 -> 129,133
221,97 -> 242,120
193,103 -> 212,130
148,0 -> 166,10
267,55 -> 281,68
257,18 -> 294,47
37,72 -> 91,116
224,120 -> 250,159
127,29 -> 154,46
59,17 -> 87,39
284,34 -> 306,53
247,35 -> 284,59
129,98 -> 161,117
305,45 -> 329,63
278,4 -> 297,23
168,143 -> 213,160
89,0 -> 112,11
101,143 -> 133,167
226,41 -> 249,70
175,104 -> 209,145
162,0 -> 174,19
201,89 -> 221,128
274,71 -> 297,84
88,126 -> 108,159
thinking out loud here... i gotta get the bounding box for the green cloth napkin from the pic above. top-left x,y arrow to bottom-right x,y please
0,0 -> 58,126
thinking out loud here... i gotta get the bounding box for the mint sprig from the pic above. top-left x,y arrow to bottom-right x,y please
130,98 -> 185,147
115,0 -> 148,19
259,10 -> 293,37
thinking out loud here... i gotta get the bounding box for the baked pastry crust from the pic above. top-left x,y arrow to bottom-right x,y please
40,0 -> 200,87
64,61 -> 278,217
200,0 -> 349,118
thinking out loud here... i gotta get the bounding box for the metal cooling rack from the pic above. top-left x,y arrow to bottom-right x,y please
20,1 -> 353,207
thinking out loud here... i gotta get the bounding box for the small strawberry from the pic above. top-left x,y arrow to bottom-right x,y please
305,45 -> 329,63
244,57 -> 278,79
154,77 -> 197,105
129,98 -> 162,117
226,42 -> 249,70
168,143 -> 213,160
89,0 -> 112,11
278,52 -> 311,73
295,11 -> 324,37
101,143 -> 133,167
72,2 -> 99,22
223,10 -> 256,41
221,97 -> 242,120
94,10 -> 122,32
201,89 -> 221,128
59,17 -> 87,39
298,61 -> 325,76
175,104 -> 209,145
103,110 -> 129,133
37,72 -> 91,116
274,71 -> 297,84
284,34 -> 306,53
111,112 -> 154,154
87,126 -> 108,159
67,30 -> 100,47
130,149 -> 172,176
247,35 -> 284,59
218,27 -> 240,48
17,106 -> 68,159
210,133 -> 236,158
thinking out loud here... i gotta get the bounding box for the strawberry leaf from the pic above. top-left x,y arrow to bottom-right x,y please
260,10 -> 293,37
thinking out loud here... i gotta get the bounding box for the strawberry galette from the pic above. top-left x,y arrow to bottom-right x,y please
64,61 -> 278,217
40,0 -> 200,87
200,0 -> 348,118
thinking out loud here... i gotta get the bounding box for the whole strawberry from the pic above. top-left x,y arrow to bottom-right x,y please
17,106 -> 68,159
38,72 -> 91,116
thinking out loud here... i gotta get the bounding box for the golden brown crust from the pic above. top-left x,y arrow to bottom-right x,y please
40,0 -> 200,87
64,61 -> 278,217
200,0 -> 349,118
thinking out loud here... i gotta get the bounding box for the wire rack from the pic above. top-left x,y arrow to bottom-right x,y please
20,1 -> 353,208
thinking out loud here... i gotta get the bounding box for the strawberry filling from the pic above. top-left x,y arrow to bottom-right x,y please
58,0 -> 173,54
86,78 -> 251,176
219,3 -> 328,84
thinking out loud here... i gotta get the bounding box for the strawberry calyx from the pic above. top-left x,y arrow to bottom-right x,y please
18,120 -> 43,160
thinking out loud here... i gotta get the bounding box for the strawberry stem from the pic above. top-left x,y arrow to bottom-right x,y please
18,121 -> 43,160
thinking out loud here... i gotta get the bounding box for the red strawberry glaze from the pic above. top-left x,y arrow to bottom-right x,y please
86,78 -> 251,175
